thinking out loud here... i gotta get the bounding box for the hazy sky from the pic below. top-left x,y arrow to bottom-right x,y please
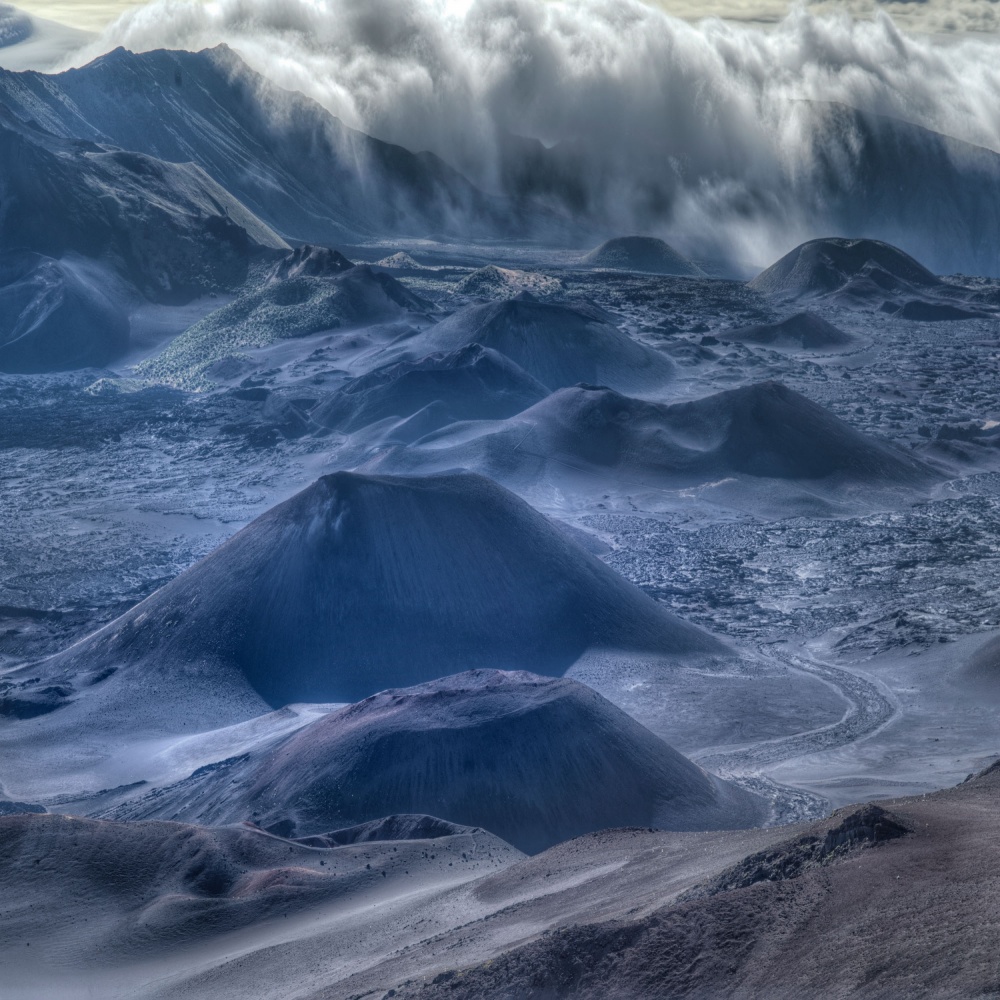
15,2 -> 138,30
14,0 -> 1000,34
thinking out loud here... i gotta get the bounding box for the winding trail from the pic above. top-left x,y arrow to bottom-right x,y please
695,650 -> 898,823
699,651 -> 896,773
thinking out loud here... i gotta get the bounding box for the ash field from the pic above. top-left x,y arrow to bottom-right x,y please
2,10 -> 1000,1000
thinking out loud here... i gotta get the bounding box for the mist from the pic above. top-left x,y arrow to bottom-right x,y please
73,0 -> 1000,272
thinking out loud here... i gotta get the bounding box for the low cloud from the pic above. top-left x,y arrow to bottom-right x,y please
61,1 -> 1000,270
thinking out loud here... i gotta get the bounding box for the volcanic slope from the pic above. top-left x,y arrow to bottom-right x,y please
109,670 -> 766,852
375,299 -> 674,393
582,236 -> 704,276
0,251 -> 130,372
137,264 -> 433,389
807,102 -> 1000,277
312,344 -> 548,437
0,103 -> 287,303
397,763 -> 1000,1000
0,810 -> 523,997
0,45 -> 530,243
376,381 -> 935,501
5,763 -> 999,999
1,471 -> 723,732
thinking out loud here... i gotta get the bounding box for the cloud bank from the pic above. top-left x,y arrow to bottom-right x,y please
71,1 -> 1000,270
653,0 -> 1000,35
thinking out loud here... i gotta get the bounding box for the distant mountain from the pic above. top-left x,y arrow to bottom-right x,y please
0,45 -> 548,244
0,102 -> 287,303
6,49 -> 994,272
0,3 -> 91,72
803,103 -> 1000,277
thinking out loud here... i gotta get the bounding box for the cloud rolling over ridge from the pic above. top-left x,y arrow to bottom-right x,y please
67,0 -> 1000,272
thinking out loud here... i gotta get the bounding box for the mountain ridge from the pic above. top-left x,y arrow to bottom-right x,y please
0,44 -> 564,244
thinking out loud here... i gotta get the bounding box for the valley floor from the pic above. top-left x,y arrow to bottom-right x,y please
3,239 -> 1000,997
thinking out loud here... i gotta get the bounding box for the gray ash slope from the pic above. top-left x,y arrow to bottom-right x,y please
3,471 -> 723,724
313,344 -> 548,434
0,251 -> 129,373
377,299 -> 674,393
108,670 -> 766,853
0,45 -> 552,244
0,102 -> 287,304
4,759 -> 997,1000
303,814 -> 477,846
378,381 -> 936,496
398,763 -> 1000,1000
0,809 -> 522,969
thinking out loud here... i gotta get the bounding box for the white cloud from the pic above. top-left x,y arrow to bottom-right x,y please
31,1 -> 1000,269
649,0 -> 1000,36
17,0 -> 1000,35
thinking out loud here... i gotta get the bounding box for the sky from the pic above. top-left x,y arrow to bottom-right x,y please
14,2 -> 138,30
12,0 -> 1000,35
